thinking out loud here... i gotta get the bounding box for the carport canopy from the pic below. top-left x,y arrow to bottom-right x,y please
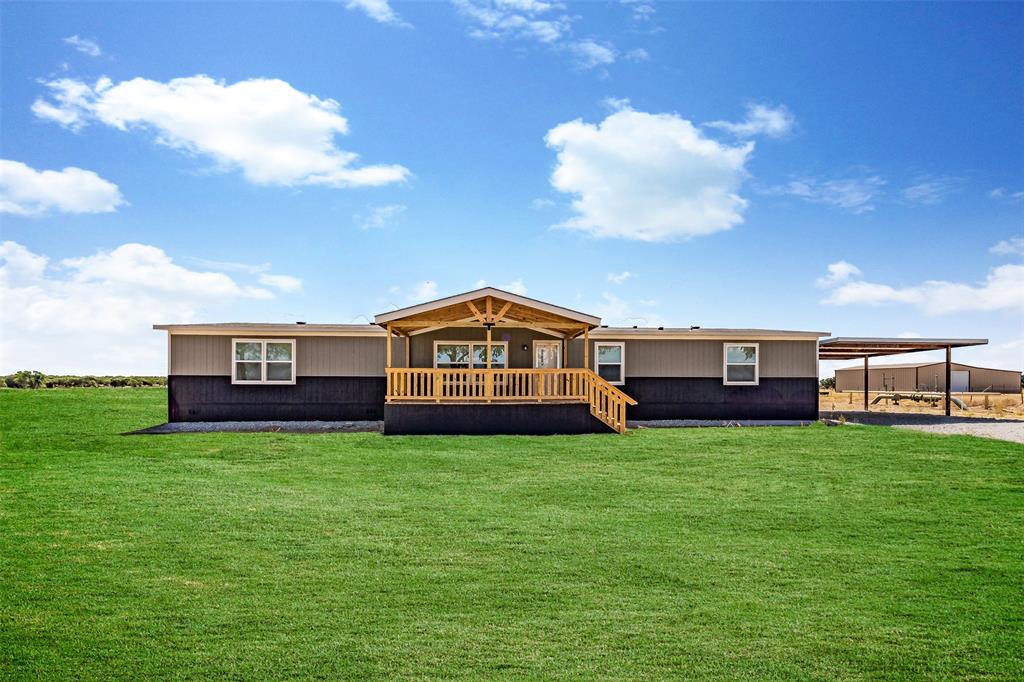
819,337 -> 988,415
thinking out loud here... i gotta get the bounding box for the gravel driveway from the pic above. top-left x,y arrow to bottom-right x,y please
825,411 -> 1024,444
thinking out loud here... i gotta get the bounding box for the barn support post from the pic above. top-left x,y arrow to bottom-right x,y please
863,355 -> 869,411
945,345 -> 952,417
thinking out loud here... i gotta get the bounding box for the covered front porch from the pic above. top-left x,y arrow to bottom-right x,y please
374,288 -> 636,433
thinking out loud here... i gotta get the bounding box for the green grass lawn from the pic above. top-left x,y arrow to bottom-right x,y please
1,389 -> 1022,680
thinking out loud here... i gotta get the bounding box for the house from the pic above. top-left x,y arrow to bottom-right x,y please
835,361 -> 1021,394
155,288 -> 828,434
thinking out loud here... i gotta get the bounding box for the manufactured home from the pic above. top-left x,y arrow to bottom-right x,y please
835,361 -> 1021,394
155,288 -> 828,434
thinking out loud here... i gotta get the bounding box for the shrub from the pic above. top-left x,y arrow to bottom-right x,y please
7,370 -> 45,389
819,377 -> 836,390
3,372 -> 166,389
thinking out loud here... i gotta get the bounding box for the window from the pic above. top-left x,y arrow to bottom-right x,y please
434,341 -> 508,369
723,343 -> 758,385
232,339 -> 295,384
594,342 -> 625,385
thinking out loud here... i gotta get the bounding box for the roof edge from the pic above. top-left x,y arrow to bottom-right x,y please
374,287 -> 601,326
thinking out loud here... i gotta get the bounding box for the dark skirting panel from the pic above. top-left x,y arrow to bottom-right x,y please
168,376 -> 386,422
384,402 -> 607,435
623,377 -> 819,421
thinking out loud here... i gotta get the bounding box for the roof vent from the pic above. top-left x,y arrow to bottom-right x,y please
296,321 -> 307,325
600,324 -> 608,328
632,325 -> 638,329
690,325 -> 700,330
658,326 -> 664,330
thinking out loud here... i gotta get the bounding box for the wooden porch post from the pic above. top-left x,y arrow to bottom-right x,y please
405,334 -> 410,368
486,326 -> 492,369
585,327 -> 591,369
863,355 -> 869,411
945,345 -> 951,417
386,324 -> 392,369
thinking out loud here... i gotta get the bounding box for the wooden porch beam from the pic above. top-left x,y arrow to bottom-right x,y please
492,301 -> 513,325
583,326 -> 590,370
466,301 -> 486,323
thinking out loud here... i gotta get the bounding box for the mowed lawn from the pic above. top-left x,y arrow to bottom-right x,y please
1,390 -> 1022,680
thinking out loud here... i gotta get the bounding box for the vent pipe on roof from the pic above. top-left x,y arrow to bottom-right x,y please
296,321 -> 306,325
690,325 -> 700,330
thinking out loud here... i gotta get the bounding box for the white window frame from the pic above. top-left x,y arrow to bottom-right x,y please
532,340 -> 562,369
433,340 -> 509,369
723,342 -> 759,386
593,341 -> 626,385
232,338 -> 296,385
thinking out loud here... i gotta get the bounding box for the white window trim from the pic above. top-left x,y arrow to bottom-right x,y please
593,341 -> 626,385
232,338 -> 296,385
723,342 -> 759,386
532,340 -> 562,369
432,340 -> 509,368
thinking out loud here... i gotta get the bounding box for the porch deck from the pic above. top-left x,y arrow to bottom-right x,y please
386,368 -> 636,433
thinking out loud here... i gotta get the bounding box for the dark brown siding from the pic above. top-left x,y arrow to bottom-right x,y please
409,328 -> 558,368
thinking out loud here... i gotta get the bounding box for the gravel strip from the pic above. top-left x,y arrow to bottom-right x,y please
629,419 -> 814,429
823,411 -> 1024,444
130,420 -> 382,434
893,422 -> 1024,444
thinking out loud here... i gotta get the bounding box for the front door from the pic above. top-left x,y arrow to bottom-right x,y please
534,341 -> 561,369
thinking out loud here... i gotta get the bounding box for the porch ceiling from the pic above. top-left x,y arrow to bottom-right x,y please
374,287 -> 600,336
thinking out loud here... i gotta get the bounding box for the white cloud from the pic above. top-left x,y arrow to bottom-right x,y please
63,35 -> 101,57
705,103 -> 794,139
624,47 -> 650,62
62,243 -> 272,299
815,260 -> 862,288
0,159 -> 124,215
530,197 -> 555,210
186,257 -> 300,292
474,278 -> 528,295
32,75 -> 410,188
902,176 -> 959,205
620,0 -> 655,22
591,292 -> 667,327
0,241 -> 296,374
258,273 -> 303,293
345,0 -> 410,26
453,0 -> 572,44
606,270 -> 633,284
545,105 -> 753,241
989,187 -> 1024,201
990,237 -> 1024,257
818,262 -> 1024,315
567,39 -> 617,69
764,174 -> 885,214
355,203 -> 406,229
410,280 -> 438,301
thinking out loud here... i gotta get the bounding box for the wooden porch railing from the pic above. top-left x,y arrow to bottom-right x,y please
385,368 -> 637,434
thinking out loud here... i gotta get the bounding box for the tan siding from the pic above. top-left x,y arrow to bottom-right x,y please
567,338 -> 818,377
758,341 -> 819,378
835,363 -> 1021,393
967,367 -> 1021,392
169,334 -> 396,377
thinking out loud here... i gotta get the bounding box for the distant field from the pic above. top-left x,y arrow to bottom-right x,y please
821,389 -> 1024,420
2,389 -> 1022,680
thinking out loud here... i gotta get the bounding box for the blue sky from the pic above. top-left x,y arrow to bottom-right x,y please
1,0 -> 1022,374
